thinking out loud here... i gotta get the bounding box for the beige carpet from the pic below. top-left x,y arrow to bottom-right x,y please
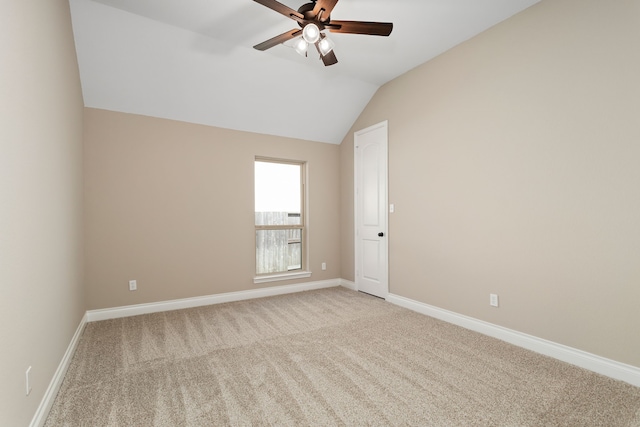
45,287 -> 640,426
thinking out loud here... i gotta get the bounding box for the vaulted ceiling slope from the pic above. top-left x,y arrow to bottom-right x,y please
69,0 -> 540,144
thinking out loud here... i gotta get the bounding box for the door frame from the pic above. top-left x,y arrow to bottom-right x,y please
354,120 -> 389,298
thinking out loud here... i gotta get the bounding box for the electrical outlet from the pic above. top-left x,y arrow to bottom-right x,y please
490,293 -> 499,307
26,366 -> 32,396
129,280 -> 137,291
321,262 -> 326,271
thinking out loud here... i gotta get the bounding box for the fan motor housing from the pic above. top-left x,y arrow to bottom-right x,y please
297,2 -> 329,23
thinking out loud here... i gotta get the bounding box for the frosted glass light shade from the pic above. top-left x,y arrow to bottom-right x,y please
294,38 -> 308,56
317,37 -> 335,56
302,23 -> 320,43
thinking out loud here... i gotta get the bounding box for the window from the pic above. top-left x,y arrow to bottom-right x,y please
254,159 -> 307,279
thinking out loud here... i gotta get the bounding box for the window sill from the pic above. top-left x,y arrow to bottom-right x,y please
253,271 -> 312,284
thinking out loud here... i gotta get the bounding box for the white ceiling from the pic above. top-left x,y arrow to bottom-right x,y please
69,0 -> 540,144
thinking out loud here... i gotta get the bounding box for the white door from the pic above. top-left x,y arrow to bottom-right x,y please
355,121 -> 388,299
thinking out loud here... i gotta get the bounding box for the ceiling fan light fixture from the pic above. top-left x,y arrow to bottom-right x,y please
302,23 -> 320,44
252,0 -> 394,67
317,37 -> 335,56
294,37 -> 308,56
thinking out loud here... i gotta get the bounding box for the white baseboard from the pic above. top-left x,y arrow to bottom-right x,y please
339,278 -> 357,291
86,279 -> 344,322
30,313 -> 87,427
386,293 -> 640,388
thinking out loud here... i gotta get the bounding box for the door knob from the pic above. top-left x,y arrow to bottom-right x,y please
378,232 -> 384,237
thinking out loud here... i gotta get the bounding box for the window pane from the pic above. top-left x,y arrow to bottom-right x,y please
254,160 -> 304,275
288,241 -> 302,270
287,212 -> 301,225
255,212 -> 288,226
256,230 -> 302,274
255,161 -> 300,226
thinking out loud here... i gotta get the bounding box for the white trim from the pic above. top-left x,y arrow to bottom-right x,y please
30,314 -> 87,427
386,293 -> 640,388
86,279 -> 340,322
339,279 -> 357,291
253,271 -> 311,284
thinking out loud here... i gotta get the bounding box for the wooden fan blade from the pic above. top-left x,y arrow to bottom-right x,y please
253,28 -> 302,51
321,50 -> 338,66
252,0 -> 304,21
312,0 -> 339,22
327,20 -> 393,36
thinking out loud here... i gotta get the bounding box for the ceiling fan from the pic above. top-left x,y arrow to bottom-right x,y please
252,0 -> 393,66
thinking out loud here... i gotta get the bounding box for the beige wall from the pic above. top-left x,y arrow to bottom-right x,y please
0,0 -> 85,425
341,0 -> 640,367
84,108 -> 341,310
3,1 -> 638,424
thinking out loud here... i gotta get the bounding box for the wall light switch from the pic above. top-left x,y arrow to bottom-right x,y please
26,366 -> 32,396
129,280 -> 137,291
490,293 -> 499,307
389,204 -> 395,213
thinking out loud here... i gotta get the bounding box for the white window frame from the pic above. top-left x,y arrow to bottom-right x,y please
253,157 -> 311,283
